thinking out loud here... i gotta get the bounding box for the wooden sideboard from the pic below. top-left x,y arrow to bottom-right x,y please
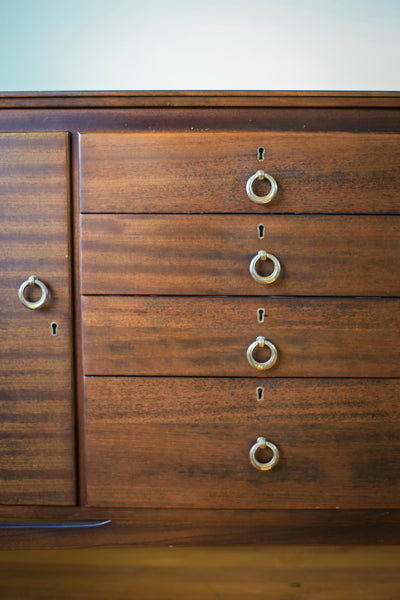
0,92 -> 400,548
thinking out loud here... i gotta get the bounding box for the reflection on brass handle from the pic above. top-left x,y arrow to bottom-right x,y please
250,251 -> 281,284
249,437 -> 279,471
18,275 -> 48,310
247,336 -> 278,370
246,170 -> 278,204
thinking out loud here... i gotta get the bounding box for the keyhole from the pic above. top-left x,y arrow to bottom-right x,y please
257,308 -> 265,323
257,146 -> 266,162
50,322 -> 58,337
256,386 -> 264,401
257,224 -> 265,239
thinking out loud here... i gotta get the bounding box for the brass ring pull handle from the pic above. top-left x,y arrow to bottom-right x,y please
246,170 -> 278,204
18,275 -> 49,310
249,437 -> 279,471
249,251 -> 281,284
247,336 -> 278,370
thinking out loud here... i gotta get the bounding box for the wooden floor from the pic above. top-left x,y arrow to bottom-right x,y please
0,546 -> 399,599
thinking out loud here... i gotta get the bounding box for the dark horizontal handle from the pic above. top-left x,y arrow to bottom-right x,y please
0,520 -> 111,530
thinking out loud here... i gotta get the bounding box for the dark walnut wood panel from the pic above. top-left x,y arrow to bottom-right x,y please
0,132 -> 75,505
82,297 -> 400,377
1,90 -> 400,108
1,108 -> 400,135
81,214 -> 400,296
1,518 -> 400,548
79,132 -> 400,214
0,507 -> 400,547
85,377 -> 400,509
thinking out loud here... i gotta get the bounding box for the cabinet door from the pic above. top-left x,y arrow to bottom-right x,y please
0,133 -> 75,505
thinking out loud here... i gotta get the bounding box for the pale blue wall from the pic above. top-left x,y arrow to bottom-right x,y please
0,0 -> 398,91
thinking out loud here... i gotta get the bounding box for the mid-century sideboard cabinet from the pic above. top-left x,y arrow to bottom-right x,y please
1,92 -> 399,548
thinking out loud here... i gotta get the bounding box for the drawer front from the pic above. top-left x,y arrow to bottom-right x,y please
82,297 -> 400,377
78,132 -> 400,214
81,215 -> 400,296
85,377 -> 400,509
0,133 -> 75,505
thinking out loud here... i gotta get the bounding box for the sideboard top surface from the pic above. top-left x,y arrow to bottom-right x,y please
0,91 -> 399,108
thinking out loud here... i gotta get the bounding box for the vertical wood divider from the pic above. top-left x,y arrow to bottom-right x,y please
71,132 -> 87,505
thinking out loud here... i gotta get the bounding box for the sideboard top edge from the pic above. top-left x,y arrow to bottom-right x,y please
0,91 -> 399,109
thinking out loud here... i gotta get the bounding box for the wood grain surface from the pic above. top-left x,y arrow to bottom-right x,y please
0,546 -> 400,600
82,297 -> 400,377
1,89 -> 400,108
0,133 -> 75,505
1,109 -> 400,136
81,214 -> 400,296
84,377 -> 400,509
78,132 -> 400,213
1,509 -> 400,548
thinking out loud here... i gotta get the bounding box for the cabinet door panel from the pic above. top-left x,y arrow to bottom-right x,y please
82,297 -> 400,377
0,133 -> 75,505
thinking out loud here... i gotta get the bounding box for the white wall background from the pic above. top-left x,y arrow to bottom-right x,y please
0,0 -> 398,91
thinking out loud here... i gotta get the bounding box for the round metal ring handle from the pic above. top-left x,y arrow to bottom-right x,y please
249,437 -> 279,471
246,170 -> 278,205
18,275 -> 49,310
247,336 -> 278,370
250,251 -> 281,284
